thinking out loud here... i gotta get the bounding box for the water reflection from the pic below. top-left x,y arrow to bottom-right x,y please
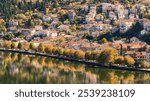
0,52 -> 150,84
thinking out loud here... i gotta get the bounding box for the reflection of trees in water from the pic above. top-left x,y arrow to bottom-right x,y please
11,53 -> 17,62
3,52 -> 11,62
17,54 -> 25,62
38,57 -> 46,65
0,52 -> 150,84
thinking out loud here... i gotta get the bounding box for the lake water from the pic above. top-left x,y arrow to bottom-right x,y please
0,52 -> 150,84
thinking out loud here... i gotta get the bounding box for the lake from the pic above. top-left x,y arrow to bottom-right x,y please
0,52 -> 150,84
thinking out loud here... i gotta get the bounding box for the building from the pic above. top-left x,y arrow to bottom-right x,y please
101,3 -> 114,13
19,29 -> 35,36
109,11 -> 117,20
8,20 -> 18,26
43,15 -> 51,22
35,26 -> 43,31
134,52 -> 147,63
119,19 -> 134,33
68,10 -> 76,21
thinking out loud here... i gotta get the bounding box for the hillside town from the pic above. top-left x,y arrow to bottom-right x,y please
1,0 -> 150,67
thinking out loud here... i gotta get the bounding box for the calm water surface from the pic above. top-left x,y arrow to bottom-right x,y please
0,52 -> 150,84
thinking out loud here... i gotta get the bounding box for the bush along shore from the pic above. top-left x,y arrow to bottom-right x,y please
0,41 -> 150,73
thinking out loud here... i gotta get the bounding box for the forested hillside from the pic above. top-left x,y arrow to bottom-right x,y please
0,0 -> 145,19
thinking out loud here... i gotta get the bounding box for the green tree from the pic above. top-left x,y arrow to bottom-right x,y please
124,0 -> 129,4
26,18 -> 35,27
29,42 -> 35,50
11,42 -> 17,49
17,42 -> 23,50
0,26 -> 6,34
85,51 -> 91,60
38,43 -> 45,52
3,34 -> 14,40
91,50 -> 101,60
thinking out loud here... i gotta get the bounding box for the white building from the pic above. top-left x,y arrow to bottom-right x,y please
43,15 -> 51,22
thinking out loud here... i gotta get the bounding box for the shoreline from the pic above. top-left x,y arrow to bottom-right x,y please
0,48 -> 150,73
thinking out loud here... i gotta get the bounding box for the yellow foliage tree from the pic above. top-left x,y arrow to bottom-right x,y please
74,50 -> 85,59
97,48 -> 118,64
141,61 -> 150,68
124,56 -> 135,66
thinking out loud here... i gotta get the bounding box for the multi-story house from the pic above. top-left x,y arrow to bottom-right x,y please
109,11 -> 117,20
134,52 -> 147,63
143,20 -> 150,31
101,3 -> 114,13
19,28 -> 35,36
43,15 -> 51,22
119,19 -> 134,33
35,26 -> 43,31
68,10 -> 76,21
84,24 -> 112,31
8,20 -> 18,26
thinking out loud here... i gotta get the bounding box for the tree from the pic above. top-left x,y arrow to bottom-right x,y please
101,38 -> 108,43
29,42 -> 35,50
45,44 -> 53,54
3,34 -> 14,40
59,37 -> 65,43
91,50 -> 101,60
85,51 -> 91,60
57,47 -> 64,55
3,41 -> 11,49
17,42 -> 23,50
124,0 -> 129,5
124,56 -> 135,66
97,48 -> 118,64
45,8 -> 49,15
71,25 -> 77,32
74,50 -> 85,59
0,26 -> 6,33
16,13 -> 27,20
63,49 -> 71,57
69,49 -> 76,57
0,19 -> 6,25
11,42 -> 17,49
26,18 -> 35,27
141,61 -> 150,68
52,47 -> 58,55
115,56 -> 124,65
145,12 -> 150,19
38,43 -> 45,52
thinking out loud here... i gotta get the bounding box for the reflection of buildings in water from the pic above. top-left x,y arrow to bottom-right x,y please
9,64 -> 19,75
0,60 -> 2,65
42,68 -> 59,77
1,52 -> 150,84
42,67 -> 98,84
84,72 -> 97,84
32,61 -> 43,68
